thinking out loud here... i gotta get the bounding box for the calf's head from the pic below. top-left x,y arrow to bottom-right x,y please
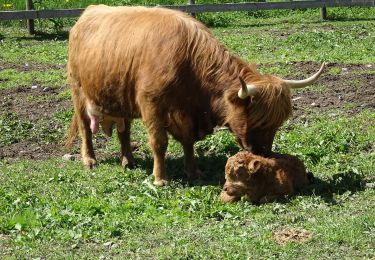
220,152 -> 264,203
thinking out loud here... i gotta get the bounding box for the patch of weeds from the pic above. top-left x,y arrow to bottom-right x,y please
57,89 -> 71,100
54,108 -> 74,126
26,95 -> 34,102
196,129 -> 239,156
31,117 -> 66,144
352,68 -> 375,76
0,69 -> 66,89
328,67 -> 342,76
294,83 -> 326,95
197,13 -> 231,27
0,110 -> 69,147
258,63 -> 294,78
0,69 -> 32,89
0,37 -> 67,65
0,113 -> 34,146
167,137 -> 184,156
346,79 -> 363,88
343,102 -> 356,110
275,111 -> 375,170
34,69 -> 67,87
215,23 -> 375,64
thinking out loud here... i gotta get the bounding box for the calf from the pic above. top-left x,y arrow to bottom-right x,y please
220,151 -> 309,204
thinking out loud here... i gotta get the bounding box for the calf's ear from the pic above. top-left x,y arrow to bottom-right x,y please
248,159 -> 261,173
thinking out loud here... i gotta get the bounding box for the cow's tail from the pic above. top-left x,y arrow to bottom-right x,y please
65,112 -> 79,149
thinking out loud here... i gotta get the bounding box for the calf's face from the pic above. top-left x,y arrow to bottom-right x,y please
220,155 -> 262,203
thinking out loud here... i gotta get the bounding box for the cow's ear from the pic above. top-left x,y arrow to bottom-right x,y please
225,88 -> 247,106
248,159 -> 261,173
238,77 -> 257,99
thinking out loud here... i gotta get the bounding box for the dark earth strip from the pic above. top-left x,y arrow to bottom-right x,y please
0,62 -> 65,72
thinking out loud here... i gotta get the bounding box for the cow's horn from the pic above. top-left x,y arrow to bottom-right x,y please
238,77 -> 257,99
283,62 -> 326,89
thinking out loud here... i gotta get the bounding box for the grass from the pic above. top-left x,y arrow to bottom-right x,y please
215,22 -> 375,64
1,112 -> 374,258
0,35 -> 68,65
1,5 -> 375,259
0,69 -> 66,89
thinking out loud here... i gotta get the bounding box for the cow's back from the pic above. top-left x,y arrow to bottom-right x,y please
273,154 -> 308,189
68,5 -> 206,117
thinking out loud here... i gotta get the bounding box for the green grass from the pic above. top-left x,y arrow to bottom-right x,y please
0,36 -> 67,65
215,22 -> 375,64
1,6 -> 375,259
0,111 -> 68,146
328,66 -> 342,76
0,69 -> 66,89
1,8 -> 374,65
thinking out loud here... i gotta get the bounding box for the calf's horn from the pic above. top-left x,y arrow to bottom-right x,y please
238,77 -> 257,99
283,62 -> 326,89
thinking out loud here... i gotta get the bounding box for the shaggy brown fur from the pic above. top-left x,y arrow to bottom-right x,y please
66,5 -> 318,186
220,151 -> 309,204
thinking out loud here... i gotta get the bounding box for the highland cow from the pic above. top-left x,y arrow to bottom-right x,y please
66,5 -> 324,186
220,151 -> 309,204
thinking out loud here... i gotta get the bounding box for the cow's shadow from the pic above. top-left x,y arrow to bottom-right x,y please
100,150 -> 229,186
16,31 -> 69,41
298,170 -> 369,204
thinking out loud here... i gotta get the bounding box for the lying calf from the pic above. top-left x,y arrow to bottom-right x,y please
220,151 -> 310,204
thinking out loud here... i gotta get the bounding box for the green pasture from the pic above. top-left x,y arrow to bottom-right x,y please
1,5 -> 375,259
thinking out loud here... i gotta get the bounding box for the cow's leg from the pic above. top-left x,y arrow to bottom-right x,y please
117,118 -> 135,169
70,86 -> 96,169
141,116 -> 169,186
78,115 -> 97,169
182,141 -> 203,180
149,127 -> 168,186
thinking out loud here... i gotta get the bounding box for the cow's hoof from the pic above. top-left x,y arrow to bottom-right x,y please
83,158 -> 97,169
153,179 -> 169,187
121,156 -> 135,169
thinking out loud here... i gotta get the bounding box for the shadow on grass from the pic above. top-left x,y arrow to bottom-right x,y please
99,151 -> 233,186
16,31 -> 69,41
99,149 -> 368,205
299,170 -> 368,204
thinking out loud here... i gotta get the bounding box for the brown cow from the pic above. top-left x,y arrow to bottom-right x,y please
65,5 -> 324,186
220,151 -> 309,204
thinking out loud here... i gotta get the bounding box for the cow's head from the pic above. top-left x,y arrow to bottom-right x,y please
225,63 -> 325,156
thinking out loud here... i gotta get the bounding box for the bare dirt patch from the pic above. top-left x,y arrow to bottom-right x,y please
0,85 -> 71,160
0,62 -> 64,72
273,228 -> 313,245
289,62 -> 374,119
0,62 -> 374,160
1,84 -> 68,120
0,234 -> 10,241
